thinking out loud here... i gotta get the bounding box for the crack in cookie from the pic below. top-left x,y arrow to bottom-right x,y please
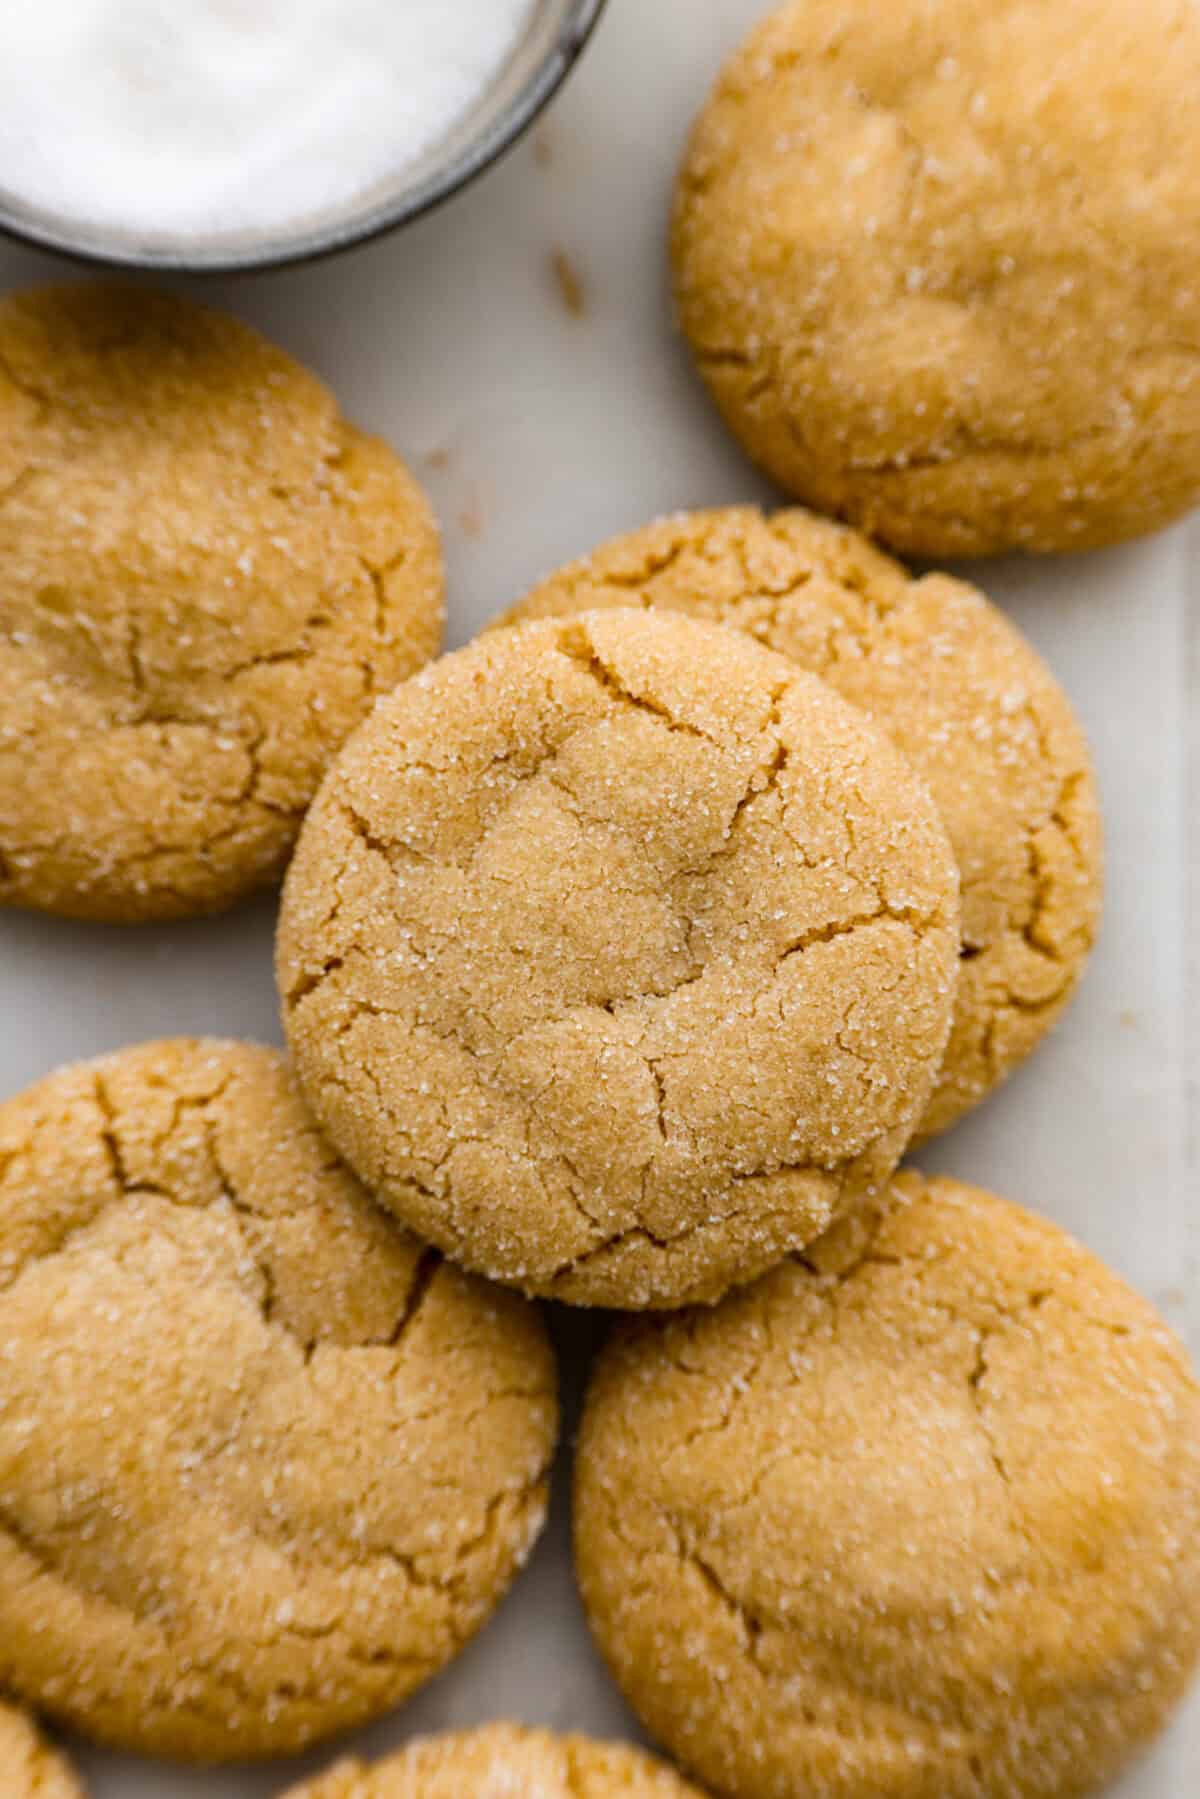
0,285 -> 444,922
279,608 -> 961,1308
496,506 -> 1102,1140
576,1171 -> 1200,1799
0,1040 -> 557,1761
671,0 -> 1200,557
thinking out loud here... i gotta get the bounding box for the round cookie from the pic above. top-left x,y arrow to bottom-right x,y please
0,283 -> 444,922
281,1723 -> 707,1798
0,1703 -> 84,1798
278,608 -> 961,1309
498,507 -> 1102,1140
575,1172 -> 1200,1799
0,1040 -> 557,1761
672,0 -> 1200,557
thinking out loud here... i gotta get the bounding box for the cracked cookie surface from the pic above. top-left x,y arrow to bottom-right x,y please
575,1171 -> 1200,1799
0,1702 -> 84,1798
0,1039 -> 557,1761
278,608 -> 960,1309
672,0 -> 1200,557
0,284 -> 444,922
498,507 -> 1102,1140
282,1722 -> 707,1797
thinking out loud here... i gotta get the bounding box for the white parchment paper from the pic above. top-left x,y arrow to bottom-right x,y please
0,2 -> 1194,1791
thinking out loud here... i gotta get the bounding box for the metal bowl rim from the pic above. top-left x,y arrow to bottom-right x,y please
0,0 -> 608,274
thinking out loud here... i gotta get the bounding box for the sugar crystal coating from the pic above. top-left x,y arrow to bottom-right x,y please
0,284 -> 444,922
281,1722 -> 707,1798
673,0 -> 1200,556
279,609 -> 961,1309
498,505 -> 1102,1140
0,1040 -> 556,1760
576,1172 -> 1200,1799
0,1701 -> 85,1798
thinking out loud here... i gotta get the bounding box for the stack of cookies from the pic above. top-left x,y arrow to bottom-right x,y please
1,0 -> 1199,1796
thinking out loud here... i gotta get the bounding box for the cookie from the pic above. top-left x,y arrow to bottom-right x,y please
281,1723 -> 707,1798
498,507 -> 1102,1140
279,608 -> 960,1309
0,1040 -> 557,1761
0,1703 -> 84,1798
672,0 -> 1200,557
0,283 -> 443,922
575,1172 -> 1200,1799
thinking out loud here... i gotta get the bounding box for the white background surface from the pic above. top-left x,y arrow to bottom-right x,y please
0,1 -> 1195,1793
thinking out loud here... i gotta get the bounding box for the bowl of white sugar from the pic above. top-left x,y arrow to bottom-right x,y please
0,0 -> 607,270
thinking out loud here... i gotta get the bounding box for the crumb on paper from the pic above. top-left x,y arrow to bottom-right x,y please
1156,1287 -> 1189,1317
459,494 -> 485,539
1119,1008 -> 1140,1030
425,447 -> 453,471
534,127 -> 554,169
551,249 -> 587,320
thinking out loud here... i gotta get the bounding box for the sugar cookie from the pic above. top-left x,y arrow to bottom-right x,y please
0,284 -> 443,921
576,1172 -> 1200,1799
0,1040 -> 556,1760
499,506 -> 1102,1139
673,0 -> 1200,556
281,1723 -> 706,1798
279,609 -> 960,1308
0,1703 -> 84,1798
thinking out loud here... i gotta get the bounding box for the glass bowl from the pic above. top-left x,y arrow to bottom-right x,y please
0,0 -> 607,273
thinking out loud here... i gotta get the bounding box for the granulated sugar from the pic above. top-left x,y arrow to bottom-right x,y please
0,0 -> 537,240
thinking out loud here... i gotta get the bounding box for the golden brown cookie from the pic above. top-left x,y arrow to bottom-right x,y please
278,608 -> 960,1309
0,1040 -> 557,1761
576,1172 -> 1200,1799
498,507 -> 1102,1140
282,1723 -> 707,1798
672,0 -> 1200,557
0,1702 -> 84,1798
0,283 -> 443,922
